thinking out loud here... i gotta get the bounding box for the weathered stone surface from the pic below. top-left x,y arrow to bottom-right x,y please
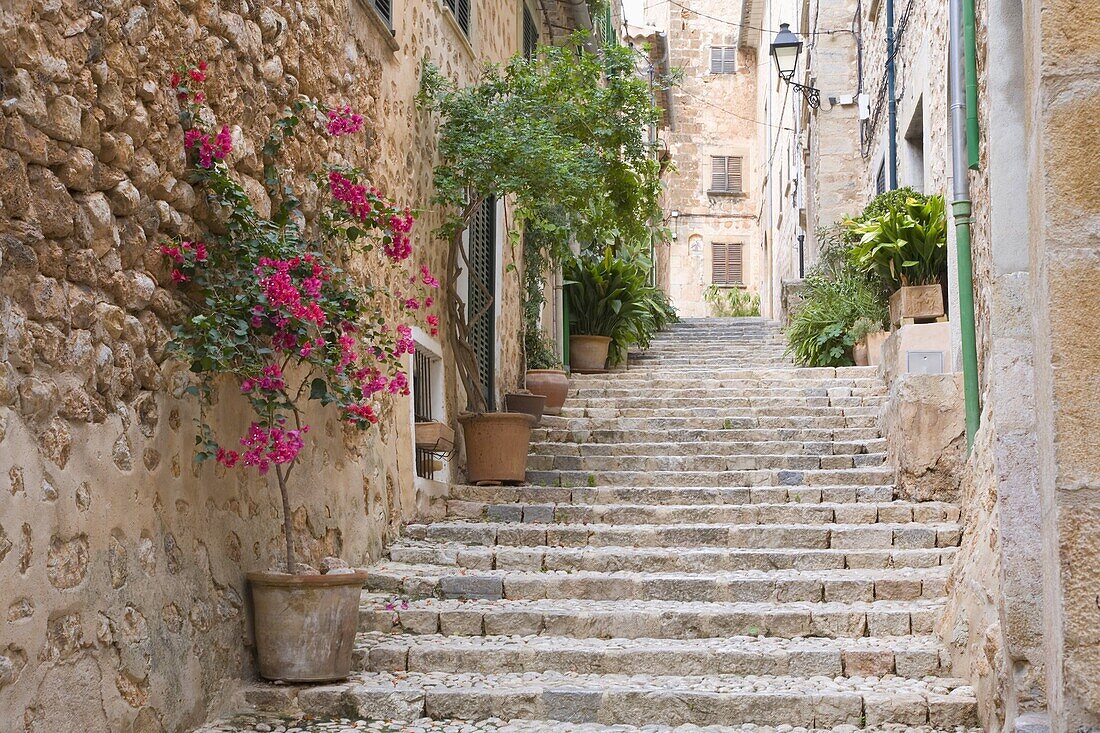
883,373 -> 966,503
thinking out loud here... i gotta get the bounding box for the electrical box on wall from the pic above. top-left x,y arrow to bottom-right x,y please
858,93 -> 870,120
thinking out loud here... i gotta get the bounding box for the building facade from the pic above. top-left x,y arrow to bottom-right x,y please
642,0 -> 767,318
0,1 -> 602,730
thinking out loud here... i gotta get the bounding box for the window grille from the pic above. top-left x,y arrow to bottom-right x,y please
712,242 -> 744,286
710,46 -> 737,74
875,161 -> 887,195
413,348 -> 435,479
522,3 -> 539,57
444,0 -> 471,35
710,155 -> 744,194
373,0 -> 392,25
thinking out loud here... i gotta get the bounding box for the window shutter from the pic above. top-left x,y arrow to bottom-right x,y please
374,0 -> 392,25
710,46 -> 737,73
445,0 -> 471,35
712,243 -> 744,285
710,156 -> 744,193
522,3 -> 539,58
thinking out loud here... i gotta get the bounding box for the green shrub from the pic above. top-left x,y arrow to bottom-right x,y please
848,316 -> 883,344
564,249 -> 677,365
785,265 -> 889,367
846,193 -> 947,289
704,285 -> 761,317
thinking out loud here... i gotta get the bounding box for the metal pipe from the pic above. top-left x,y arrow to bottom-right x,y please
962,0 -> 980,169
948,0 -> 980,448
798,233 -> 805,278
885,0 -> 898,189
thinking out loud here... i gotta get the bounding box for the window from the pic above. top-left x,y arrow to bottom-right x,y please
522,2 -> 539,58
710,155 -> 743,194
875,160 -> 887,196
373,0 -> 392,26
444,0 -> 471,36
710,46 -> 737,74
712,242 -> 744,285
904,97 -> 925,192
413,347 -> 439,480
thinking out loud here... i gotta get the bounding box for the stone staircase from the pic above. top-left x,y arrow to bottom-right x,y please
203,317 -> 978,733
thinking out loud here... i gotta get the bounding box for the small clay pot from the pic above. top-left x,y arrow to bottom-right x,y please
247,570 -> 368,682
505,392 -> 546,426
525,369 -> 569,415
459,411 -> 534,485
569,335 -> 611,373
853,341 -> 869,366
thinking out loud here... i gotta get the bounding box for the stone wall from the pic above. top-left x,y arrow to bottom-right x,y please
0,0 -> 534,730
646,0 -> 764,318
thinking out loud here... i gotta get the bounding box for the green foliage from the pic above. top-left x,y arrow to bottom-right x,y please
845,193 -> 948,289
848,316 -> 883,344
785,264 -> 889,367
521,219 -> 564,372
564,249 -> 677,366
703,285 -> 761,317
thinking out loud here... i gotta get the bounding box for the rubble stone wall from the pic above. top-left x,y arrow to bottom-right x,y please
0,0 -> 529,730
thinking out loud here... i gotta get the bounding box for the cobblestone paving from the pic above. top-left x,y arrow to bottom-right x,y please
205,319 -> 976,731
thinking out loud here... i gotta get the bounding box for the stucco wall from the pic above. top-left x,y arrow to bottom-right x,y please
0,0 -> 533,730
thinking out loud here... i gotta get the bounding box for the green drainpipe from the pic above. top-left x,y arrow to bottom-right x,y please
949,0 -> 981,449
562,291 -> 571,369
963,0 -> 980,170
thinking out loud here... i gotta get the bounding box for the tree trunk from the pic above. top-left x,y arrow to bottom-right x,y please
445,195 -> 492,413
275,463 -> 297,573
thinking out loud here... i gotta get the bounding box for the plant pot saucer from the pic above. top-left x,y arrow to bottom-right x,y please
570,367 -> 611,374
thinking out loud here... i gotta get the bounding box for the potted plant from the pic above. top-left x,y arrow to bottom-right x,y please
564,249 -> 677,372
521,226 -> 569,415
417,37 -> 665,481
164,65 -> 435,681
847,194 -> 948,327
848,316 -> 887,366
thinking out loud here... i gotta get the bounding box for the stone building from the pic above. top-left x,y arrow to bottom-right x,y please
756,0 -> 1100,727
641,0 -> 767,318
0,0 -> 603,731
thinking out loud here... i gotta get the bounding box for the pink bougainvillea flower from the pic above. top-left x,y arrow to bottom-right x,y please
325,105 -> 365,136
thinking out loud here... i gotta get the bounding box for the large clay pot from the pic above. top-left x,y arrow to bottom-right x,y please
247,570 -> 368,682
889,284 -> 945,327
459,412 -> 534,485
505,392 -> 546,426
569,335 -> 611,373
525,369 -> 569,415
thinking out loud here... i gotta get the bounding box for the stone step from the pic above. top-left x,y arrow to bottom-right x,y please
524,467 -> 894,488
388,542 -> 956,573
443,500 -> 957,526
246,671 -> 979,728
554,405 -> 880,416
362,563 -> 949,603
540,416 -> 881,432
358,594 -> 945,640
569,386 -> 887,398
530,427 -> 884,444
570,365 -> 879,380
356,632 -> 951,678
196,713 -> 983,733
524,453 -> 887,472
446,483 -> 902,506
404,520 -> 962,550
529,439 -> 888,457
561,397 -> 884,409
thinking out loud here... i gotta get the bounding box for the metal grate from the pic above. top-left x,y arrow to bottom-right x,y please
522,3 -> 539,58
712,242 -> 744,285
374,0 -> 392,26
710,46 -> 737,74
413,348 -> 435,480
468,196 -> 496,410
710,155 -> 743,193
445,0 -> 471,35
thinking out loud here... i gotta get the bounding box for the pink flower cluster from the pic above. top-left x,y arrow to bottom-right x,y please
326,106 -> 365,136
256,257 -> 327,327
171,61 -> 208,105
240,363 -> 287,394
216,421 -> 309,474
159,240 -> 209,283
185,125 -> 233,169
328,171 -> 414,263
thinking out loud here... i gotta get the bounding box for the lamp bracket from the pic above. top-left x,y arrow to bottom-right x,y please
788,81 -> 821,109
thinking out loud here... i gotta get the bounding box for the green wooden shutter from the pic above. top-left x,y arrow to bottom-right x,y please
468,196 -> 496,410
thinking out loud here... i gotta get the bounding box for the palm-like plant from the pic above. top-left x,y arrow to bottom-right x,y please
847,195 -> 947,289
564,249 -> 677,365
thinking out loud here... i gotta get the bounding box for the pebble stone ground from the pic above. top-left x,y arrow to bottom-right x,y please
212,318 -> 978,733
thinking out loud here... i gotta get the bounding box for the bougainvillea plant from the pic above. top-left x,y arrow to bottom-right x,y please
164,62 -> 437,573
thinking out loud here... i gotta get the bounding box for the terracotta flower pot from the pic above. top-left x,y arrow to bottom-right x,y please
247,570 -> 368,682
459,412 -> 534,485
525,369 -> 569,415
569,335 -> 611,373
505,392 -> 546,426
853,341 -> 869,366
889,284 -> 945,327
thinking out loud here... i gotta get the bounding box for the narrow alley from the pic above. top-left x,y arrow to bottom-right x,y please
201,319 -> 977,731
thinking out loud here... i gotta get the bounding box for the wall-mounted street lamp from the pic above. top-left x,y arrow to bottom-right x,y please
770,23 -> 821,109
669,209 -> 680,240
